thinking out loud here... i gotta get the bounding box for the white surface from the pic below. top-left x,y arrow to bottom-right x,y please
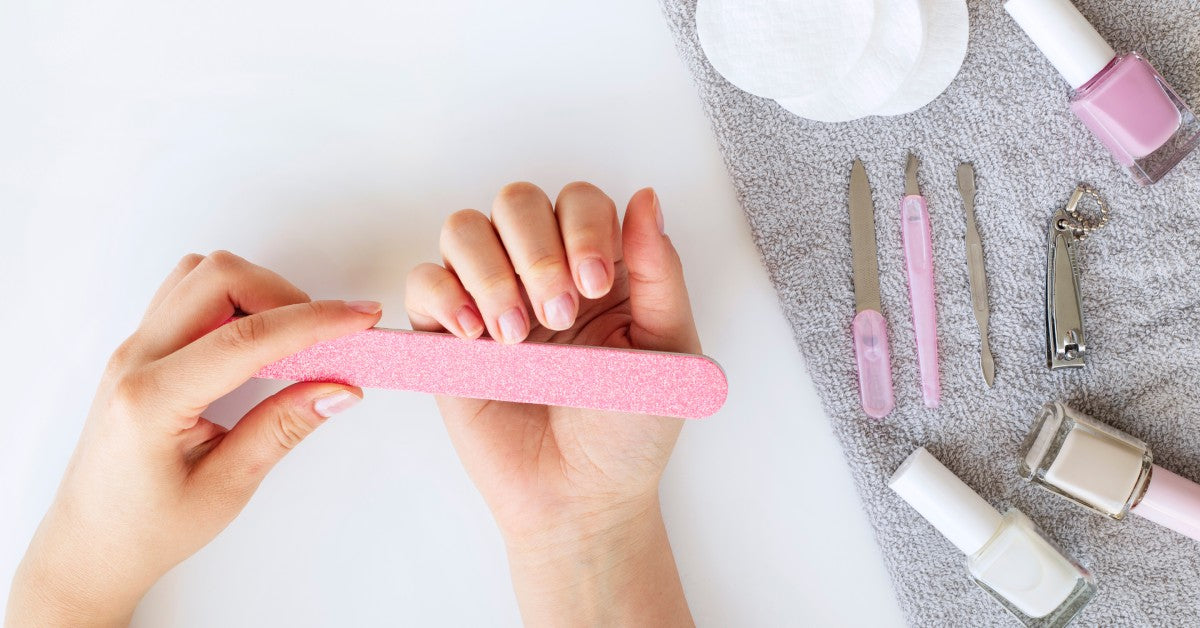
874,0 -> 970,116
0,1 -> 905,626
775,0 -> 924,122
695,0 -> 875,98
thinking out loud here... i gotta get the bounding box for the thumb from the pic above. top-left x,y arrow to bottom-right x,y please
622,187 -> 701,354
196,382 -> 361,491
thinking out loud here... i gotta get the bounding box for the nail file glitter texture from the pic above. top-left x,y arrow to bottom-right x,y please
255,328 -> 728,419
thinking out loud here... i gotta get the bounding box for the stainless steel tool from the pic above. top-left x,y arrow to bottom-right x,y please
849,160 -> 894,419
956,163 -> 994,386
1046,185 -> 1109,370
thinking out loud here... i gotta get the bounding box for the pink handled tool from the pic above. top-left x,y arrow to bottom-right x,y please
901,154 -> 941,408
254,327 -> 728,419
848,160 -> 895,419
852,310 -> 894,418
1133,465 -> 1200,542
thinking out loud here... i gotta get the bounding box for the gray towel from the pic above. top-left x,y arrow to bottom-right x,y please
659,0 -> 1200,625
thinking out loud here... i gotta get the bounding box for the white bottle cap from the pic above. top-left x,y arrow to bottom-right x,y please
889,447 -> 1004,556
1005,0 -> 1117,89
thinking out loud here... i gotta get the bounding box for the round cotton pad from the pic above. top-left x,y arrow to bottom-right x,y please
774,0 -> 924,122
696,0 -> 876,99
873,0 -> 970,116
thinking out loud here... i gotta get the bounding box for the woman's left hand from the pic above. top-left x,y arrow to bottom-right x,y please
7,251 -> 381,627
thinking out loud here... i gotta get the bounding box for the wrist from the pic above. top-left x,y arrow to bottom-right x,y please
8,508 -> 149,628
503,493 -> 693,627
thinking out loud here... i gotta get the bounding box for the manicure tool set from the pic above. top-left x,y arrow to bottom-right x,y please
699,0 -> 1200,622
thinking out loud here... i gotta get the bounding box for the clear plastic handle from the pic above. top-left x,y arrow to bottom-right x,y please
901,195 -> 941,408
852,309 -> 895,419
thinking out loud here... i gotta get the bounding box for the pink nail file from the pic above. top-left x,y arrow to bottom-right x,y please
901,154 -> 941,408
254,328 -> 728,419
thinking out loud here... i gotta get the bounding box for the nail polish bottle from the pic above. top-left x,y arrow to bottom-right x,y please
1006,0 -> 1200,185
891,447 -> 1096,627
1019,401 -> 1200,541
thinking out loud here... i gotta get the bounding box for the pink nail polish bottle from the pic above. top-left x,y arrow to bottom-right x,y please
1006,0 -> 1200,185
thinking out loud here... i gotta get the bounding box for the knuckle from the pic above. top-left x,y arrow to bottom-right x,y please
268,407 -> 316,451
204,249 -> 242,269
559,180 -> 602,198
176,253 -> 205,271
427,271 -> 463,301
223,315 -> 268,348
440,209 -> 490,248
477,268 -> 519,296
110,368 -> 153,415
493,182 -> 548,215
521,252 -> 569,280
106,337 -> 142,372
566,225 -> 613,249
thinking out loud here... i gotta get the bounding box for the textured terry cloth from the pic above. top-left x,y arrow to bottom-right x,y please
661,0 -> 1200,625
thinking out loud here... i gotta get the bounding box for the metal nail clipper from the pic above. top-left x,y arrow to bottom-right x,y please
1046,185 -> 1109,370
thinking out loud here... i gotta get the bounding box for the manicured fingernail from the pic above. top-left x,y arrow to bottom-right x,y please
651,189 -> 665,235
455,305 -> 485,337
314,390 -> 361,418
578,258 -> 609,298
497,307 -> 528,344
346,300 -> 382,315
543,292 -> 576,330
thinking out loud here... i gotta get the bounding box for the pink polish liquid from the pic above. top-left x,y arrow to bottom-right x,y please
1007,0 -> 1200,185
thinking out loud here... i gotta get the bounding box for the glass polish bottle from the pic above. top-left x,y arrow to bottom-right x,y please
890,447 -> 1096,627
1005,0 -> 1200,185
1019,401 -> 1200,541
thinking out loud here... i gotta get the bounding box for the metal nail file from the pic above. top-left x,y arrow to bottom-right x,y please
956,163 -> 995,386
901,154 -> 941,407
849,160 -> 895,419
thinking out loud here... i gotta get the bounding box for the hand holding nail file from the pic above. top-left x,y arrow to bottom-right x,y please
848,160 -> 894,419
900,154 -> 940,407
254,327 -> 728,419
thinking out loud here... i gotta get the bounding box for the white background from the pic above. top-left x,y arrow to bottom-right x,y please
0,1 -> 905,625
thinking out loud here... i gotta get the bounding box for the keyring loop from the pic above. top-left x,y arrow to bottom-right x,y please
1062,184 -> 1109,238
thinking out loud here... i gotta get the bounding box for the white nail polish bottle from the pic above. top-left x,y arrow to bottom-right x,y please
890,447 -> 1097,627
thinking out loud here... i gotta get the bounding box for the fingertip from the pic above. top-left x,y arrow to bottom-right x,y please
576,257 -> 613,299
454,304 -> 486,339
625,187 -> 665,238
346,300 -> 383,316
313,386 -> 363,418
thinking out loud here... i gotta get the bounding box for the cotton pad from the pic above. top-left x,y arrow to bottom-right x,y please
696,0 -> 877,98
775,0 -> 924,122
874,0 -> 970,116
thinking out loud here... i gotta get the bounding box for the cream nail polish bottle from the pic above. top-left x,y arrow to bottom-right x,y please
1019,401 -> 1200,541
890,447 -> 1096,627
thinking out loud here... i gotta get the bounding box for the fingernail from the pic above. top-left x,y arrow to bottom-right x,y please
497,307 -> 529,344
578,258 -> 609,298
314,390 -> 361,418
543,292 -> 576,330
346,300 -> 382,315
651,189 -> 665,235
455,305 -> 485,337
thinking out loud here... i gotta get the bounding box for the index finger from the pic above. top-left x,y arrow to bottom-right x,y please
141,299 -> 382,419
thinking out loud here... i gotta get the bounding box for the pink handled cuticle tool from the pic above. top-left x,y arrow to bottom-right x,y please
254,327 -> 728,419
848,159 -> 895,419
901,154 -> 941,408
